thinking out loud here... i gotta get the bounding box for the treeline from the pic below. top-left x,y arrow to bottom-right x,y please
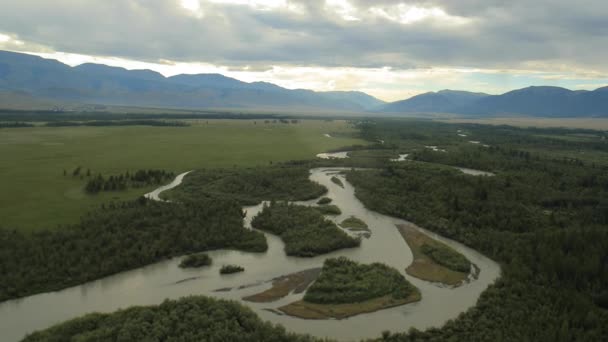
45,120 -> 189,127
345,121 -> 608,340
304,257 -> 417,304
84,169 -> 175,193
0,121 -> 34,128
23,296 -> 320,342
163,165 -> 327,205
0,197 -> 266,302
251,202 -> 360,257
0,109 -> 288,122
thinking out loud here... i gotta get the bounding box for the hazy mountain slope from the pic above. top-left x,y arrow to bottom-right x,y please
380,90 -> 489,113
0,50 -> 384,111
381,86 -> 608,117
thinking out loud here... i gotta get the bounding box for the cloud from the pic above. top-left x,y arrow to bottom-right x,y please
0,0 -> 607,101
0,0 -> 606,72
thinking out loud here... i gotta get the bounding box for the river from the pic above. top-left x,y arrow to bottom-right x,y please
0,168 -> 500,342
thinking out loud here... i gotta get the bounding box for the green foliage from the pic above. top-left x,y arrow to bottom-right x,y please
340,216 -> 368,230
304,257 -> 417,304
179,253 -> 212,268
0,121 -> 34,128
45,120 -> 189,127
22,296 -> 321,342
419,243 -> 470,273
317,197 -> 332,205
220,265 -> 244,274
0,120 -> 363,231
314,204 -> 342,215
165,166 -> 327,205
251,202 -> 360,257
330,176 -> 344,187
348,119 -> 608,341
0,198 -> 266,302
85,169 -> 174,194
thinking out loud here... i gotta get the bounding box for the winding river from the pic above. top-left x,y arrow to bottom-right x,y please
0,168 -> 500,342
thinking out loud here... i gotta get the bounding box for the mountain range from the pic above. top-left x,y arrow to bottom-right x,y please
1,50 -> 607,117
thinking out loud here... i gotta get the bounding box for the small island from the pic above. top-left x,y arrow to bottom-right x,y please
398,223 -> 473,286
279,257 -> 420,319
316,197 -> 332,205
314,204 -> 341,215
220,265 -> 244,274
179,253 -> 212,268
330,176 -> 344,188
340,216 -> 369,231
252,202 -> 359,257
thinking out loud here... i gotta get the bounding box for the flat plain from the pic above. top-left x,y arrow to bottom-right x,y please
0,119 -> 364,231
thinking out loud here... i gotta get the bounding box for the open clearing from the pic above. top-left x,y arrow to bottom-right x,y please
0,120 -> 364,231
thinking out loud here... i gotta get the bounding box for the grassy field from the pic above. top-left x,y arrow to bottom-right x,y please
0,120 -> 364,231
397,223 -> 470,286
279,293 -> 421,320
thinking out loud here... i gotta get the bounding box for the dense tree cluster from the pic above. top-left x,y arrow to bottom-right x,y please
252,202 -> 360,257
317,197 -> 332,205
304,257 -> 417,304
0,121 -> 34,128
345,120 -> 608,341
164,166 -> 327,205
419,243 -> 470,273
45,120 -> 189,127
85,169 -> 175,193
0,198 -> 266,302
220,265 -> 245,274
23,296 -> 320,342
179,253 -> 212,268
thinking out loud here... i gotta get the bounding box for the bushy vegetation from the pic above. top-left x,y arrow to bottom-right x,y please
179,253 -> 212,268
317,197 -> 332,205
314,204 -> 341,215
0,121 -> 34,128
347,120 -> 608,341
304,257 -> 417,304
251,202 -> 359,257
340,216 -> 368,230
84,169 -> 175,194
0,198 -> 266,302
220,265 -> 245,274
45,120 -> 189,127
419,243 -> 470,273
330,176 -> 344,187
164,166 -> 326,205
22,296 -> 320,342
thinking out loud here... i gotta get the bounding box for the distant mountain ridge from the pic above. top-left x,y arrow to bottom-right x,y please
0,50 -> 385,111
380,86 -> 608,117
1,50 -> 607,117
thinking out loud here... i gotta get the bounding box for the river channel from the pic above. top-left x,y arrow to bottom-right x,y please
0,168 -> 500,342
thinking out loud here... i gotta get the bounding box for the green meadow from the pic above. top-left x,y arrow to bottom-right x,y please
0,119 -> 364,231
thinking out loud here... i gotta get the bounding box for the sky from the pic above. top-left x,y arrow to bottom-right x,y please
1,0 -> 607,101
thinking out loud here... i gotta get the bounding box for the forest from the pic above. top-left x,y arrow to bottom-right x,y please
344,120 -> 608,341
22,296 -> 321,342
0,197 -> 266,302
163,165 -> 327,205
303,257 -> 417,304
251,201 -> 360,257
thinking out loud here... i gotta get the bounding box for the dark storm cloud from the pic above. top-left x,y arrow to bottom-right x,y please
0,0 -> 607,72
